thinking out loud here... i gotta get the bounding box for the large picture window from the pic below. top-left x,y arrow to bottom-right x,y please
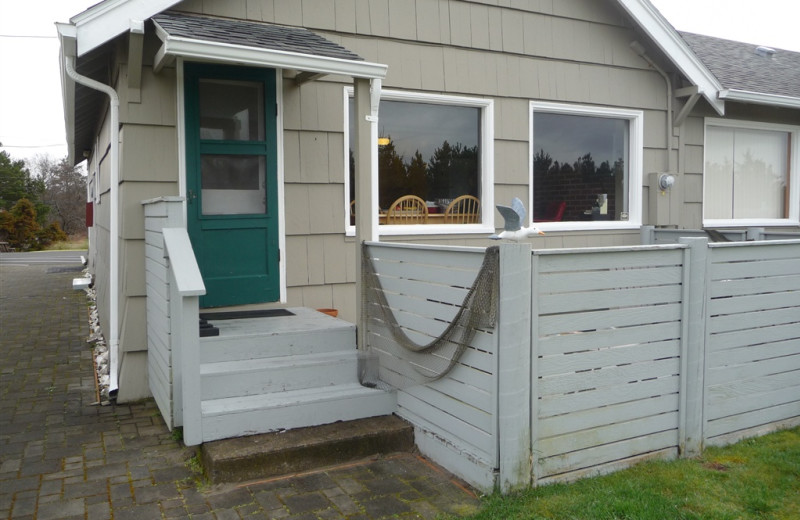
345,90 -> 493,234
530,102 -> 643,229
704,119 -> 799,226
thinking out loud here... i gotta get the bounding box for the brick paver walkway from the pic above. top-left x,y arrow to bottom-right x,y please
0,259 -> 480,519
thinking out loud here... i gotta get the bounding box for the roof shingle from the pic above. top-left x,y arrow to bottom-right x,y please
153,11 -> 364,62
680,31 -> 800,100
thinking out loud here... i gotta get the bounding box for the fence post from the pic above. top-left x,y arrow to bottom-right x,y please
746,227 -> 765,241
496,243 -> 532,491
641,225 -> 656,244
678,237 -> 709,457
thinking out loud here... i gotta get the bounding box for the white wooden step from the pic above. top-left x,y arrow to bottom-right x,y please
200,383 -> 397,443
200,351 -> 358,400
200,307 -> 356,363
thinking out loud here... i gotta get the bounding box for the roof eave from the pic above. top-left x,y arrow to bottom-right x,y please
153,32 -> 388,80
719,89 -> 800,110
72,0 -> 181,56
616,0 -> 726,115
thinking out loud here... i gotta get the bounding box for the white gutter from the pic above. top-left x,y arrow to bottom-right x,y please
63,53 -> 121,394
718,89 -> 800,110
152,30 -> 388,80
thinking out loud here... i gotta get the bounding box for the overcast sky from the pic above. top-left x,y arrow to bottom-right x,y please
0,0 -> 798,164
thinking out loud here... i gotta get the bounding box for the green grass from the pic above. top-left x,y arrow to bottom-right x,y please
44,236 -> 88,251
458,427 -> 799,520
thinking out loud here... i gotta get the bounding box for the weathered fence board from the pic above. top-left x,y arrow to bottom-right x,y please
539,339 -> 680,377
539,393 -> 679,438
538,321 -> 681,355
702,241 -> 800,444
538,266 -> 684,293
537,430 -> 678,482
365,243 -> 497,490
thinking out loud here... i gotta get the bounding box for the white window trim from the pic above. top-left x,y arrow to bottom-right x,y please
703,117 -> 800,228
344,87 -> 494,237
529,101 -> 644,231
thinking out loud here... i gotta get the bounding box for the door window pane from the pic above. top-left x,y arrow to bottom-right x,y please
348,98 -> 482,223
199,79 -> 265,141
201,155 -> 266,215
533,112 -> 629,222
705,125 -> 789,220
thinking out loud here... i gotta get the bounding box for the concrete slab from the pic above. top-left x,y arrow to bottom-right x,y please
202,415 -> 415,483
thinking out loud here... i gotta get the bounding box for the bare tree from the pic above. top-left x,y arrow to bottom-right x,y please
30,155 -> 87,235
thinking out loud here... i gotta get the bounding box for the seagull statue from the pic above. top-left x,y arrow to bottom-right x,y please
489,197 -> 545,240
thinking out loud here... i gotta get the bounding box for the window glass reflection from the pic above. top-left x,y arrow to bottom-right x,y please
199,79 -> 265,141
533,113 -> 629,222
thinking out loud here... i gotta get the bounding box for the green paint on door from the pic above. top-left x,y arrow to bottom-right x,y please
184,64 -> 279,307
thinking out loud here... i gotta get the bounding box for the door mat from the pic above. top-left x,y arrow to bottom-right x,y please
199,309 -> 295,321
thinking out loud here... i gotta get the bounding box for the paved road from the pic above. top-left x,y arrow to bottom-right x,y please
0,250 -> 87,266
0,255 -> 480,519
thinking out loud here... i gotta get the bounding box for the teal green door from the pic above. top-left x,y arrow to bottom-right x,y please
184,64 -> 279,308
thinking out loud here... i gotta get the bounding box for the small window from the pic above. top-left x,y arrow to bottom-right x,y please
704,119 -> 799,226
345,89 -> 493,235
530,102 -> 643,229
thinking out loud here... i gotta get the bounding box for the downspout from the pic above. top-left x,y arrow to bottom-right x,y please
64,55 -> 121,394
631,41 -> 674,173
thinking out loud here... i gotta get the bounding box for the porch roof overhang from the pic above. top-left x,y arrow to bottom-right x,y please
151,12 -> 387,80
615,0 -> 726,115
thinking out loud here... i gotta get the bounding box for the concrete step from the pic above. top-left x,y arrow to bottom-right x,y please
200,350 -> 359,400
200,307 -> 355,363
201,415 -> 414,483
200,383 -> 397,443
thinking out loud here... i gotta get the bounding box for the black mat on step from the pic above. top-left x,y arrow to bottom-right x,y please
199,309 -> 295,321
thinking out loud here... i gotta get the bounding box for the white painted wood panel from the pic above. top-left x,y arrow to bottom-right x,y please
365,243 -> 498,487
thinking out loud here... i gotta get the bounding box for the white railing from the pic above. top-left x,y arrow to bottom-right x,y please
364,237 -> 800,492
143,197 -> 205,446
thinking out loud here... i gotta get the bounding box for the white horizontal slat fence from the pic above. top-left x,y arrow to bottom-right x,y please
363,242 -> 501,491
143,198 -> 184,430
363,238 -> 800,492
704,241 -> 800,446
532,245 -> 687,485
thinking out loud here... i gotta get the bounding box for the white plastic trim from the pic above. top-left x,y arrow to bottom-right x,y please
718,89 -> 800,110
162,228 -> 206,296
529,100 -> 645,230
702,117 -> 800,227
154,32 -> 387,79
343,87 -> 495,237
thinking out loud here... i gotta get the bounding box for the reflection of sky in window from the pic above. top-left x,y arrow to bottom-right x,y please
349,99 -> 480,162
534,113 -> 627,165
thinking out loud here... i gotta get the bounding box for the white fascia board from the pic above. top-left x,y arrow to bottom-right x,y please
57,24 -> 77,163
719,89 -> 800,110
72,0 -> 182,56
616,0 -> 726,115
156,34 -> 388,79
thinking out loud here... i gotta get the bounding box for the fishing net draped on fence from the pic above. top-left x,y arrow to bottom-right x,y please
361,245 -> 500,388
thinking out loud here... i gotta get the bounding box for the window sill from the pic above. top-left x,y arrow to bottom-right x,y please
346,224 -> 495,237
703,218 -> 800,228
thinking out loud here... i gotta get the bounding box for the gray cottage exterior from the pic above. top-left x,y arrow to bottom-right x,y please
58,0 -> 799,438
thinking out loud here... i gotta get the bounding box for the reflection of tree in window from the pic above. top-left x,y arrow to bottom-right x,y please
348,98 -> 481,220
533,112 -> 628,221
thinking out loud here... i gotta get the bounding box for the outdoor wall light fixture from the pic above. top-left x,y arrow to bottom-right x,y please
658,173 -> 676,191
